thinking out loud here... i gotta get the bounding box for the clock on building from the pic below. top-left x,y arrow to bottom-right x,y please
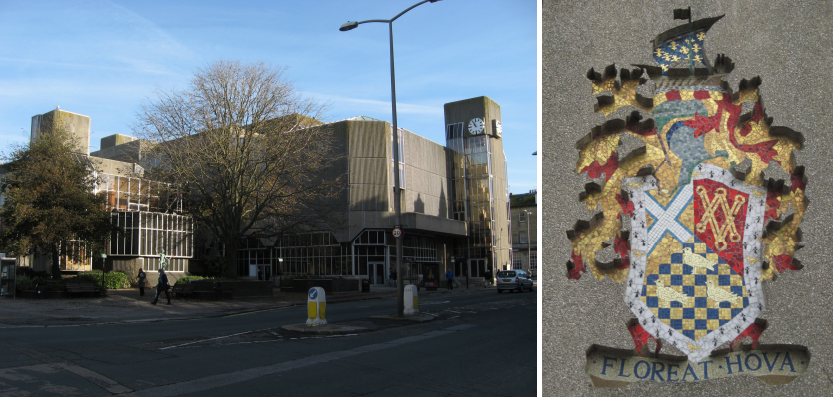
468,117 -> 485,135
492,119 -> 502,137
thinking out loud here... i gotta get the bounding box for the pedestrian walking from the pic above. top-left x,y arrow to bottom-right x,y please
389,269 -> 395,287
445,268 -> 455,290
137,269 -> 147,296
152,268 -> 171,305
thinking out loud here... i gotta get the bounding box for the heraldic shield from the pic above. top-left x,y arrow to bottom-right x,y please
623,163 -> 766,363
568,9 -> 811,386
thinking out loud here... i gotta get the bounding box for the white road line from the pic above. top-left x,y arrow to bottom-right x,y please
119,325 -> 472,397
159,329 -> 269,350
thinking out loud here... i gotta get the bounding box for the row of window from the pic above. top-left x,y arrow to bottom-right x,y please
512,253 -> 537,271
236,230 -> 438,277
97,174 -> 184,214
109,212 -> 193,258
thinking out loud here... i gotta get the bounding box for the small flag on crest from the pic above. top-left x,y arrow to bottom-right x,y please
673,7 -> 691,20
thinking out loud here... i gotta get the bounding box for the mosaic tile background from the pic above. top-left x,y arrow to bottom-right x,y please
543,1 -> 831,395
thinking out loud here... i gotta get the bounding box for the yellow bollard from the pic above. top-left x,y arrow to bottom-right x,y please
306,287 -> 327,326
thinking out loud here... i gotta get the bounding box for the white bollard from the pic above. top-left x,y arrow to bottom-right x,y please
306,287 -> 327,326
403,284 -> 419,315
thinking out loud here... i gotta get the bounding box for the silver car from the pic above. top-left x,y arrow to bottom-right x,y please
496,270 -> 533,293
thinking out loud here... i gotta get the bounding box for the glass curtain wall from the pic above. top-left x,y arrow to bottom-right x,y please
109,211 -> 192,272
446,124 -> 495,278
97,174 -> 184,214
239,230 -> 438,280
266,232 -> 351,277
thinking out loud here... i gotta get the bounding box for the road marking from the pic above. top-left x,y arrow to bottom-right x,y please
119,325 -> 474,397
159,329 -> 269,350
9,346 -> 133,394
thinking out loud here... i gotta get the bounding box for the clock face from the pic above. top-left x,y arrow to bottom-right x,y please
493,119 -> 502,137
468,118 -> 485,135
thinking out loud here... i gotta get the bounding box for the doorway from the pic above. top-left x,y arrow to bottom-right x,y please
367,262 -> 385,286
258,264 -> 271,281
469,258 -> 486,278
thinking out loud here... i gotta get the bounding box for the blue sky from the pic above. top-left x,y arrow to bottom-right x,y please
0,0 -> 537,194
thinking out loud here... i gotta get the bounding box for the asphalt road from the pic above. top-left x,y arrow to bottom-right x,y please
0,288 -> 535,396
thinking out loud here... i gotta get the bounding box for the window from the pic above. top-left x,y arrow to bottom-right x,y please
512,260 -> 522,270
519,231 -> 527,244
530,253 -> 537,272
445,122 -> 463,139
519,211 -> 527,223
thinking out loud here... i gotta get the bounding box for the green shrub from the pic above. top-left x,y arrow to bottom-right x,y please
76,272 -> 103,286
104,271 -> 131,289
15,274 -> 33,291
76,271 -> 131,289
175,275 -> 207,284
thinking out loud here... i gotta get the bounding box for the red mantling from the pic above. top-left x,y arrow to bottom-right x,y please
684,112 -> 722,138
791,170 -> 806,193
771,254 -> 800,273
614,229 -> 631,270
616,194 -> 635,216
628,321 -> 660,357
712,93 -> 779,164
764,190 -> 780,222
581,152 -> 618,182
568,251 -> 586,280
732,321 -> 767,350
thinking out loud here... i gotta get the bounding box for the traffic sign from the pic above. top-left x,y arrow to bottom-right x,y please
392,227 -> 403,238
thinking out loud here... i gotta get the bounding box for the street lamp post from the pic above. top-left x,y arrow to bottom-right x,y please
100,253 -> 107,289
340,0 -> 441,317
523,210 -> 531,273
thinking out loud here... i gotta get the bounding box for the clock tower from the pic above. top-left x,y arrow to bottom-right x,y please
443,96 -> 510,281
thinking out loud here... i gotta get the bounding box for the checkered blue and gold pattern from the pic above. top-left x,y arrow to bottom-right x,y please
641,238 -> 749,341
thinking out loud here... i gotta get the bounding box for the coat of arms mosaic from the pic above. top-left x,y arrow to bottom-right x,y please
566,9 -> 810,386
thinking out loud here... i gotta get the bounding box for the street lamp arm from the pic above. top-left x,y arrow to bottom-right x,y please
355,19 -> 391,25
339,0 -> 441,30
390,0 -> 440,23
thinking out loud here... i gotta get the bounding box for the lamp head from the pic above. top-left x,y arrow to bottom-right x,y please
339,21 -> 359,31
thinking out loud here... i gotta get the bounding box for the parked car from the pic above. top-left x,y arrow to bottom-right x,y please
496,270 -> 533,293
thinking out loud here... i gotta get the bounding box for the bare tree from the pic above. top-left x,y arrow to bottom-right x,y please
134,60 -> 345,278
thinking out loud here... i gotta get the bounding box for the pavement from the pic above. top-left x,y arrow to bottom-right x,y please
0,284 -> 499,329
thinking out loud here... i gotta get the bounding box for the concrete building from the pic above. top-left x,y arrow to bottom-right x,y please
15,108 -> 192,282
14,96 -> 512,287
510,189 -> 537,278
236,96 -> 512,287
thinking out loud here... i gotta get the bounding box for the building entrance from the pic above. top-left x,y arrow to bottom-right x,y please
259,264 -> 271,281
469,258 -> 486,278
367,262 -> 385,286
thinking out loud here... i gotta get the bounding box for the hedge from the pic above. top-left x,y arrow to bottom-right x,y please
175,275 -> 208,284
77,271 -> 132,289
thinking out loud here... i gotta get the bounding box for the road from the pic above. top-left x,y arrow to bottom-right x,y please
0,288 -> 535,396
